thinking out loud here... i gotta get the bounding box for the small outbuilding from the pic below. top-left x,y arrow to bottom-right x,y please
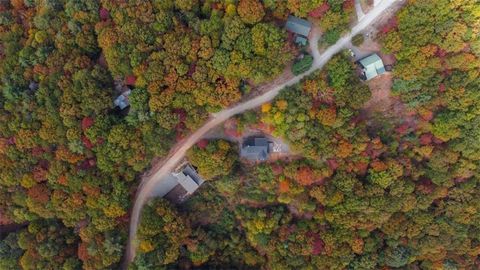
114,89 -> 131,110
240,137 -> 272,162
29,81 -> 39,91
357,53 -> 386,80
286,16 -> 312,46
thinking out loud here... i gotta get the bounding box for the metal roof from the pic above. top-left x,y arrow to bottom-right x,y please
114,89 -> 131,109
358,53 -> 386,80
295,36 -> 308,46
286,16 -> 312,37
174,173 -> 199,194
182,165 -> 205,185
156,164 -> 205,202
241,137 -> 270,161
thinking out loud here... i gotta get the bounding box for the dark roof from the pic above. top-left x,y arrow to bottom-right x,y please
240,137 -> 270,161
286,16 -> 312,37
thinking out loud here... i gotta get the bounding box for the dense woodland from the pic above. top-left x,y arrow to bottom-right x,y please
131,0 -> 480,269
1,0 -> 479,269
0,0 -> 357,269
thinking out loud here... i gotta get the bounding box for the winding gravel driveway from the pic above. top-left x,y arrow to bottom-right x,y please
125,0 -> 400,265
355,0 -> 366,20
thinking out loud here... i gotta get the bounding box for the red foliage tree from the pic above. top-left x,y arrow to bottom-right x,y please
395,123 -> 410,136
196,139 -> 209,149
82,136 -> 94,149
380,17 -> 398,34
99,8 -> 109,21
312,237 -> 325,255
81,117 -> 94,130
419,133 -> 433,145
419,110 -> 434,121
125,75 -> 136,86
306,231 -> 324,255
436,48 -> 448,58
31,147 -> 45,157
327,159 -> 339,171
271,164 -> 284,175
308,2 -> 329,18
78,242 -> 89,261
439,83 -> 446,93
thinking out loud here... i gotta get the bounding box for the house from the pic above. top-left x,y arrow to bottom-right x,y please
174,164 -> 205,194
114,89 -> 131,110
286,16 -> 312,46
358,53 -> 386,80
240,137 -> 272,162
163,165 -> 205,203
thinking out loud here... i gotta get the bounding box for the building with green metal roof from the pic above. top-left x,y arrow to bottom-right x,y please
358,53 -> 386,80
286,16 -> 312,46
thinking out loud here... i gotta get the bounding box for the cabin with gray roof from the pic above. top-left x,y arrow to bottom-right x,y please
286,16 -> 312,46
358,53 -> 386,80
240,137 -> 272,162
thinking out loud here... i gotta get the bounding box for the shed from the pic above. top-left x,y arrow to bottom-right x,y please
114,89 -> 131,110
241,137 -> 270,162
286,16 -> 312,37
358,53 -> 386,80
295,36 -> 308,46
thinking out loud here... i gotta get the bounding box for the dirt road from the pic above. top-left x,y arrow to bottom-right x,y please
125,0 -> 401,265
355,0 -> 366,20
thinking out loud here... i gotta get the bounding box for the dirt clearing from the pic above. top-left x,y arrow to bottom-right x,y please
363,73 -> 394,113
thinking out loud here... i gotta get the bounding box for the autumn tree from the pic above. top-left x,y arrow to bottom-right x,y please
187,140 -> 238,180
237,0 -> 265,24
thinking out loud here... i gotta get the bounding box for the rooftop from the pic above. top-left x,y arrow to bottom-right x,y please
150,164 -> 206,203
173,172 -> 199,194
295,36 -> 308,46
286,16 -> 312,37
114,89 -> 131,109
182,164 -> 205,186
358,53 -> 386,80
240,137 -> 270,161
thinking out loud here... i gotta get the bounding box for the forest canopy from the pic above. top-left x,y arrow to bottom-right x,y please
0,0 -> 354,269
1,0 -> 479,270
130,0 -> 480,269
